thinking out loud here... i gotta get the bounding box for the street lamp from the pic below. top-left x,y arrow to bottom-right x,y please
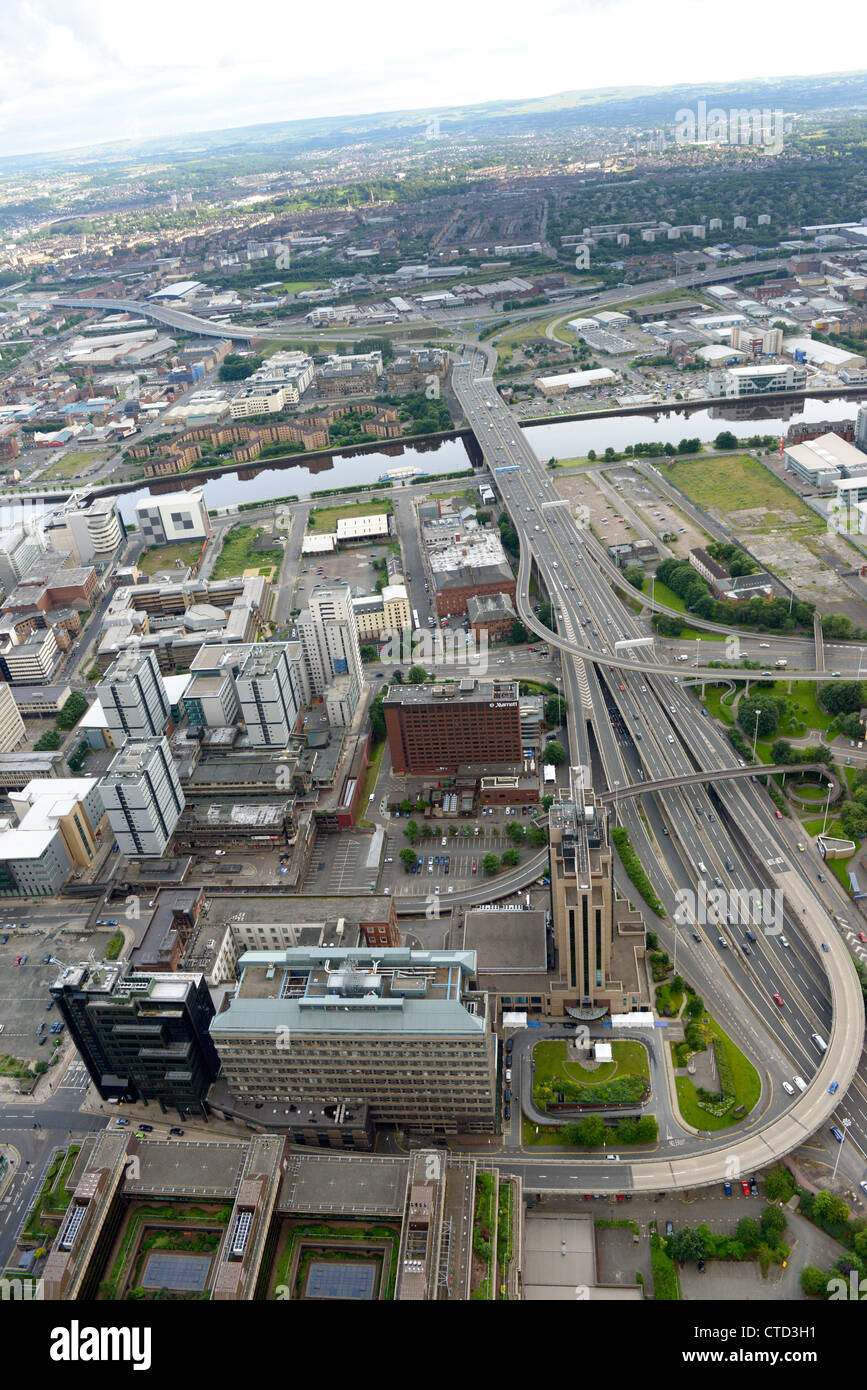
613,780 -> 620,823
832,1117 -> 852,1181
821,781 -> 834,837
752,708 -> 762,761
858,648 -> 865,680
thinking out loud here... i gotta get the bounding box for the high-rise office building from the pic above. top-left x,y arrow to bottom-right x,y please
295,583 -> 363,728
856,402 -> 867,452
50,959 -> 219,1108
98,736 -> 184,856
234,643 -> 305,747
210,946 -> 497,1134
546,769 -> 648,1020
384,678 -> 523,774
98,649 -> 171,741
0,682 -> 26,753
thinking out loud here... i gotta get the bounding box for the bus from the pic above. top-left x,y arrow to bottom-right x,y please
412,608 -> 421,631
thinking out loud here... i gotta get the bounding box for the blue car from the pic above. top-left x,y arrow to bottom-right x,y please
830,1125 -> 844,1143
723,1181 -> 732,1195
828,1082 -> 839,1095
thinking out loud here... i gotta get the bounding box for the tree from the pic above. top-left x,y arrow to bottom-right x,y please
770,738 -> 793,764
405,820 -> 420,843
819,680 -> 865,715
800,1265 -> 831,1297
735,1217 -> 762,1251
737,694 -> 782,741
407,665 -> 428,684
714,430 -> 738,450
684,993 -> 704,1019
813,1190 -> 850,1226
502,847 -> 520,867
541,795 -> 554,812
545,695 -> 567,726
368,692 -> 386,741
510,619 -> 529,644
623,563 -> 645,591
671,1226 -> 708,1263
482,853 -> 500,875
399,847 -> 417,872
506,821 -> 525,843
636,1114 -> 658,1142
759,1204 -> 788,1246
543,740 -> 566,765
538,602 -> 554,630
763,1167 -> 795,1203
399,799 -> 413,815
360,644 -> 377,662
527,824 -> 548,847
572,1114 -> 605,1146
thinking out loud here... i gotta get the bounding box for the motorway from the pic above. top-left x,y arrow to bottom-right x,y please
452,348 -> 866,1191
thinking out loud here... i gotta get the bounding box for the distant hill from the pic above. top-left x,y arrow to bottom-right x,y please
3,70 -> 867,173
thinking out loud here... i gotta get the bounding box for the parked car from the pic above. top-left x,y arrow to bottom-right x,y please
723,1181 -> 732,1196
169,1127 -> 184,1136
664,1220 -> 674,1237
742,1180 -> 750,1195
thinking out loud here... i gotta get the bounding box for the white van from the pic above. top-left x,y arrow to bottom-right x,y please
793,1075 -> 807,1092
667,734 -> 675,744
811,1033 -> 828,1053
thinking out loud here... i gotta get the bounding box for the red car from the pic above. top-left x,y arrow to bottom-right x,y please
741,1180 -> 750,1195
774,809 -> 783,819
859,932 -> 867,944
471,863 -> 477,874
13,955 -> 22,966
772,992 -> 784,1007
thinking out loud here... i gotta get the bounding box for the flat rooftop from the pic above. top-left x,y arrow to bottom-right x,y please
463,909 -> 547,972
385,679 -> 519,706
278,1152 -> 409,1216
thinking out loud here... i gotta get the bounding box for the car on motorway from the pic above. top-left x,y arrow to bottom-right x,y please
821,942 -> 830,952
779,936 -> 789,948
818,871 -> 826,882
741,943 -> 752,955
717,935 -> 727,947
828,1082 -> 839,1094
774,809 -> 783,819
782,1081 -> 795,1095
772,992 -> 784,1007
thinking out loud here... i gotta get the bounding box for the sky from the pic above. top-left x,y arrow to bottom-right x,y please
0,0 -> 865,158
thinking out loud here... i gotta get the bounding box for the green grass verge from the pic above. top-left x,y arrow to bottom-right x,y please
307,499 -> 392,532
663,453 -> 823,526
674,1011 -> 762,1131
211,523 -> 282,580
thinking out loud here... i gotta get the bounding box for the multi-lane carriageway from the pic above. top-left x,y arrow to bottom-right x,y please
452,350 -> 865,1190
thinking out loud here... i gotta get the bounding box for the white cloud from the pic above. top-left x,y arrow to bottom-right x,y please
0,0 -> 864,157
